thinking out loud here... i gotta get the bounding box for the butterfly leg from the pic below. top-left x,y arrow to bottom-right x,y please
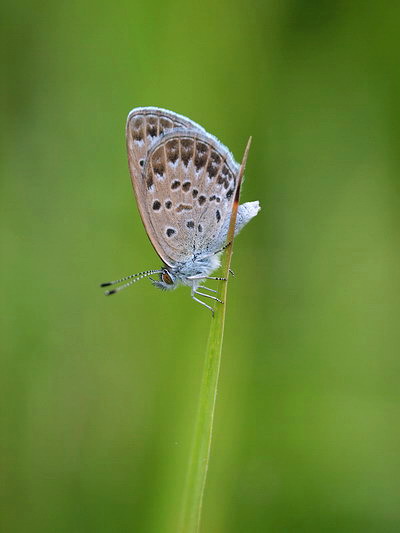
212,241 -> 232,255
195,290 -> 224,304
187,275 -> 227,281
198,286 -> 217,293
192,293 -> 215,316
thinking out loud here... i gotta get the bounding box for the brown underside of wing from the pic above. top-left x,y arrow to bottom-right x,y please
126,109 -> 204,265
141,131 -> 238,265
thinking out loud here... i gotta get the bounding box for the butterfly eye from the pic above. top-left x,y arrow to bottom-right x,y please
162,271 -> 174,285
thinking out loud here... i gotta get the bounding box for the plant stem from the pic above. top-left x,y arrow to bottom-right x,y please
178,138 -> 252,533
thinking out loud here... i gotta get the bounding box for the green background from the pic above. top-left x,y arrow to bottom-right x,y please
2,1 -> 400,532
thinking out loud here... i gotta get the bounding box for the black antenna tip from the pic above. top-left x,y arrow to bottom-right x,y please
100,282 -> 112,287
105,289 -> 116,296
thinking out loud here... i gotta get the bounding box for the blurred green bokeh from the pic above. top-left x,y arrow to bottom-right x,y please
2,1 -> 400,532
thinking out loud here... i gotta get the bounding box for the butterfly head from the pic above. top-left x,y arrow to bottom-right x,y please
150,268 -> 178,291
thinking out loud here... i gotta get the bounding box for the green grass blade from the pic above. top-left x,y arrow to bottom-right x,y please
178,138 -> 252,533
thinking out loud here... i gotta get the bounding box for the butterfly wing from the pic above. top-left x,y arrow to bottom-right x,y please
126,107 -> 206,165
140,130 -> 239,266
126,107 -> 207,264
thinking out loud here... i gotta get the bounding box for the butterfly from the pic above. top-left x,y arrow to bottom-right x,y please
101,107 -> 260,314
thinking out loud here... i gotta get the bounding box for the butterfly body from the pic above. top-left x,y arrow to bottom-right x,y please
151,253 -> 221,291
102,107 -> 260,314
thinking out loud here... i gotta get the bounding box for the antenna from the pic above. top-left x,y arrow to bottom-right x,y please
100,269 -> 163,295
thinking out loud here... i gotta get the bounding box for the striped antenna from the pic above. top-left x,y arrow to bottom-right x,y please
100,269 -> 163,295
